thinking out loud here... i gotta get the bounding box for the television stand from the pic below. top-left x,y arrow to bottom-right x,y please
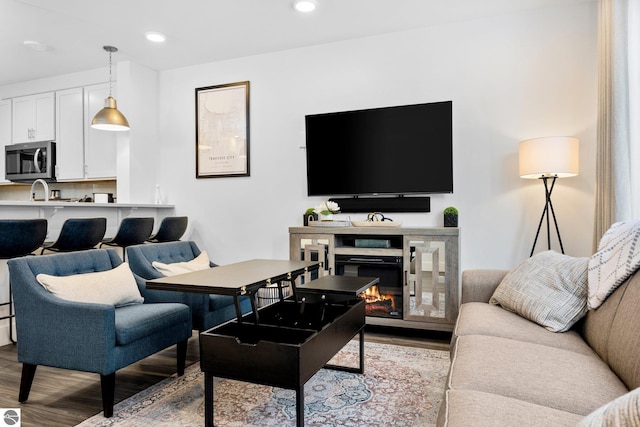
289,226 -> 459,332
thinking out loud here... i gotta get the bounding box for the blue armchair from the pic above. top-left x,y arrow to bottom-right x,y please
126,241 -> 252,331
7,249 -> 192,418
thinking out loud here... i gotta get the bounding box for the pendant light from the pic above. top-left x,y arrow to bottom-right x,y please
91,45 -> 130,131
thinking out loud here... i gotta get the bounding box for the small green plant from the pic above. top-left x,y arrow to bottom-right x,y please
444,206 -> 459,227
304,207 -> 316,215
444,206 -> 458,215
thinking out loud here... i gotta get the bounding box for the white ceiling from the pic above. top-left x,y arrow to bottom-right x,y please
1,0 -> 591,87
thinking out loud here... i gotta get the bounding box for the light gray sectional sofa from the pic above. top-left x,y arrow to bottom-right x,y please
437,267 -> 640,426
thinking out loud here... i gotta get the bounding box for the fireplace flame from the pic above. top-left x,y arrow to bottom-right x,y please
360,286 -> 395,311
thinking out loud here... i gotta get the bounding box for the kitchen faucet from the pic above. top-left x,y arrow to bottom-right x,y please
30,179 -> 49,202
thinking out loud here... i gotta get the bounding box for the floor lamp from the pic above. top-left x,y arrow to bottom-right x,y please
519,136 -> 579,257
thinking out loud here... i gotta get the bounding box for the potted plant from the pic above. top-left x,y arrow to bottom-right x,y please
314,201 -> 341,221
443,206 -> 458,227
303,207 -> 318,226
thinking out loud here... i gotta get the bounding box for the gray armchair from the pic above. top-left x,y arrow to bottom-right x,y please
126,241 -> 252,331
7,249 -> 192,417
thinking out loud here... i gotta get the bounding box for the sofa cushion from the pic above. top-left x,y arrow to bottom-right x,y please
579,387 -> 640,426
454,303 -> 594,356
489,250 -> 588,332
580,276 -> 630,365
603,271 -> 640,390
440,389 -> 584,427
36,262 -> 144,307
588,220 -> 640,309
152,251 -> 210,276
209,294 -> 239,311
114,303 -> 190,346
449,335 -> 628,416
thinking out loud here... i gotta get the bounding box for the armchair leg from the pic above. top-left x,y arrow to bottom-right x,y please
19,364 -> 37,402
100,373 -> 116,418
177,339 -> 188,376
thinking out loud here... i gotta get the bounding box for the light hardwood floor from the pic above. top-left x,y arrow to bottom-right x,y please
0,327 -> 450,427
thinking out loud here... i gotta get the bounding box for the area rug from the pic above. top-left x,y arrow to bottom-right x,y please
76,340 -> 450,427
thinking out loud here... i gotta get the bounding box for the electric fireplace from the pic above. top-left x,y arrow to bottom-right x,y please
335,254 -> 403,318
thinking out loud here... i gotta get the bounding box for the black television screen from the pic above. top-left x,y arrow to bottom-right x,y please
305,101 -> 453,197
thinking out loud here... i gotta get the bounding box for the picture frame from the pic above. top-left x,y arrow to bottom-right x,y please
195,81 -> 250,178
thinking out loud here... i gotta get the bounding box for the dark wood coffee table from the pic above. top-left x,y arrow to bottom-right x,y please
147,261 -> 377,427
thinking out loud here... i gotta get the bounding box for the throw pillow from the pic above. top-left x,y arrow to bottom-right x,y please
588,220 -> 640,310
489,250 -> 588,332
36,262 -> 144,306
579,387 -> 640,426
152,251 -> 210,276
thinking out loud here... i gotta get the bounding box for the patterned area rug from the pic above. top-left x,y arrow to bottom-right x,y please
76,340 -> 449,427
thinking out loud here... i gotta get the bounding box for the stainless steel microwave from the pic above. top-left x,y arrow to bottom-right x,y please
5,141 -> 56,182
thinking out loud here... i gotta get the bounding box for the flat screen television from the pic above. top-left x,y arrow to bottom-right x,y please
305,101 -> 453,197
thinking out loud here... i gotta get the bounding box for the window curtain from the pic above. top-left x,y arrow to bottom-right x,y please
594,0 -> 640,248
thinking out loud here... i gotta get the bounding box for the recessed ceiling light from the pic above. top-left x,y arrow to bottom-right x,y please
23,40 -> 51,51
293,0 -> 317,13
145,31 -> 166,43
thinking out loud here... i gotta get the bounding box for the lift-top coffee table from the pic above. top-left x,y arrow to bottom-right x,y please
147,259 -> 378,427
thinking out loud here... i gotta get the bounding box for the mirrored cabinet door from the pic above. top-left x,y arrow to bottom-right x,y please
403,235 -> 459,325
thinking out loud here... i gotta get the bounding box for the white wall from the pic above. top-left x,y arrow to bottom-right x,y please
116,60 -> 160,204
156,2 -> 597,270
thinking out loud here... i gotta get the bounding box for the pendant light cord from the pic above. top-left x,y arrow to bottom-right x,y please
103,45 -> 118,97
108,49 -> 113,97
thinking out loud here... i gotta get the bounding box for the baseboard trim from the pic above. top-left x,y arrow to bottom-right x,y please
0,322 -> 13,347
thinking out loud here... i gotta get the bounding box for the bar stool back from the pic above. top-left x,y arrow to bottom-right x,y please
0,219 -> 48,343
100,217 -> 154,259
147,216 -> 188,243
40,217 -> 107,254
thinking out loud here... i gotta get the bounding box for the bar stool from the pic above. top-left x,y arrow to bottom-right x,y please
0,219 -> 48,344
146,216 -> 188,243
40,217 -> 107,254
99,217 -> 154,260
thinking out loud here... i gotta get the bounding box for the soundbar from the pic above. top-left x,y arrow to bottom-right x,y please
329,196 -> 430,213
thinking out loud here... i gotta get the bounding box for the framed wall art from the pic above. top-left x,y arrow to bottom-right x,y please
195,81 -> 250,178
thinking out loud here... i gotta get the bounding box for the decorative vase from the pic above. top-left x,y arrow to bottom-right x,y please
303,212 -> 318,226
320,213 -> 334,222
444,213 -> 458,227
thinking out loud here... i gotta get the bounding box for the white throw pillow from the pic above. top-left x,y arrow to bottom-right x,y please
580,387 -> 640,426
489,250 -> 588,332
588,220 -> 640,310
152,251 -> 210,276
36,262 -> 144,306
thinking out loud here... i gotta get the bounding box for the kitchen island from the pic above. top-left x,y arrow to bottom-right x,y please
0,200 -> 176,241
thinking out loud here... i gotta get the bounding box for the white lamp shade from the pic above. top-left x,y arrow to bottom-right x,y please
519,136 -> 579,179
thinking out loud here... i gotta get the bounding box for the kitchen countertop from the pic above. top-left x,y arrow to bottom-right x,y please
0,200 -> 175,208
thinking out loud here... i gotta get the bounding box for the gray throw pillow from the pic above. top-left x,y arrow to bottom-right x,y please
489,250 -> 588,332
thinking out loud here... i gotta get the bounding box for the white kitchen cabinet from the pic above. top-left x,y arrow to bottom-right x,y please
84,83 -> 117,179
12,92 -> 55,143
0,99 -> 11,182
55,88 -> 85,181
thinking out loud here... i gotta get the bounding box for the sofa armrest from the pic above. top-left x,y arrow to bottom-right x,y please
461,269 -> 509,304
134,273 -> 193,305
15,289 -> 116,370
